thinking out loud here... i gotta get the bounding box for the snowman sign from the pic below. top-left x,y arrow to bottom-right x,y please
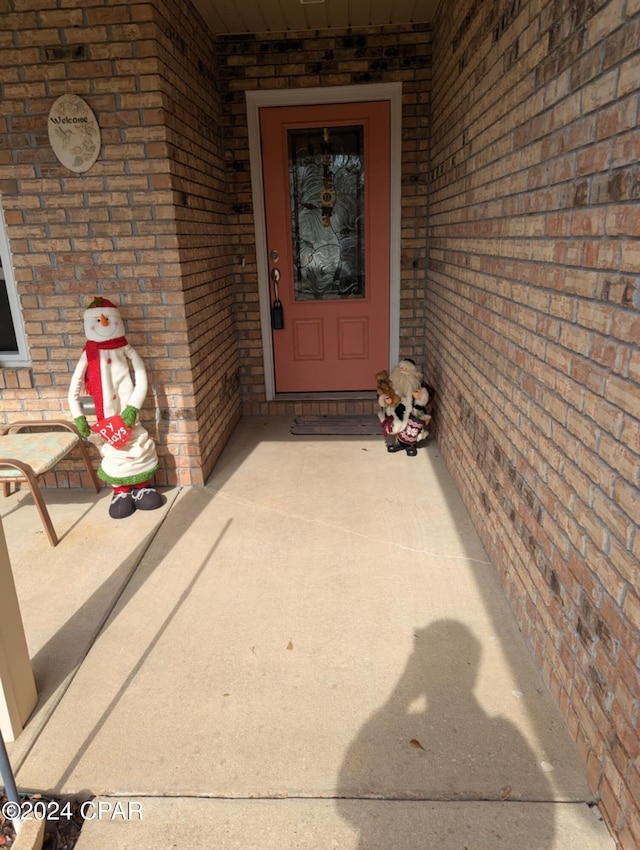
68,297 -> 163,519
91,414 -> 132,449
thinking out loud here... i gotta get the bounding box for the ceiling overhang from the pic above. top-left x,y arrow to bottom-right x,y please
190,0 -> 439,36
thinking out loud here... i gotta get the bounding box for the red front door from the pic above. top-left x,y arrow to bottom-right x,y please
260,101 -> 391,393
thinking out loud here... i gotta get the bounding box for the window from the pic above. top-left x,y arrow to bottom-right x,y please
0,200 -> 28,366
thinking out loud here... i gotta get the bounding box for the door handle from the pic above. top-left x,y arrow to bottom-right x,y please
270,267 -> 283,330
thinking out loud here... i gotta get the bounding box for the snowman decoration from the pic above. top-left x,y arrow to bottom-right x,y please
68,297 -> 163,519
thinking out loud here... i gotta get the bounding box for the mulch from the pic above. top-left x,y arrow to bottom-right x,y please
0,793 -> 87,850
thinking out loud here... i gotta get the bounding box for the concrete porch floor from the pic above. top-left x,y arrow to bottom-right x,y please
2,417 -> 614,848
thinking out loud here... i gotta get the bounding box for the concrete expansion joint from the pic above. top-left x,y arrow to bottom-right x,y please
77,793 -> 599,804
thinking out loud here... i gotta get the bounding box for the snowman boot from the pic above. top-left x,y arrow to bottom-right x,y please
131,481 -> 163,511
109,487 -> 136,519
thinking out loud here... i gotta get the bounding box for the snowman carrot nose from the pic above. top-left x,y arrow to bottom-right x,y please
99,314 -> 109,326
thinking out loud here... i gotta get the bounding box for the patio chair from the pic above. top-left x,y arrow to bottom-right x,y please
0,420 -> 101,546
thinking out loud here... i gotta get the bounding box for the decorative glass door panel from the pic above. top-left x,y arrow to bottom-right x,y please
261,101 -> 390,393
288,126 -> 365,302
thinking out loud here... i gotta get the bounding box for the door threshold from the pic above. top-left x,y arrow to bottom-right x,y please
275,391 -> 374,401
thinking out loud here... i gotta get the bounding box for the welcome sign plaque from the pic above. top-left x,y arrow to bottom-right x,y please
47,93 -> 101,173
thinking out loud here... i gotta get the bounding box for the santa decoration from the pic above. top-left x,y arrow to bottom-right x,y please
377,359 -> 434,456
68,297 -> 163,518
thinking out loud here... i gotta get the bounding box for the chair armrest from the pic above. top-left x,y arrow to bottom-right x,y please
0,420 -> 81,438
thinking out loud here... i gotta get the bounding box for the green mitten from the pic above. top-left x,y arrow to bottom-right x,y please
74,415 -> 91,437
121,405 -> 138,427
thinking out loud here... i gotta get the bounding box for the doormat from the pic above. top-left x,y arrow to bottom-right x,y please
290,414 -> 381,436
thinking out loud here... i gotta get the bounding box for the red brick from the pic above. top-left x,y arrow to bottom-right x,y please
587,0 -> 627,45
623,592 -> 640,632
597,96 -> 639,139
576,140 -> 611,175
605,374 -> 638,411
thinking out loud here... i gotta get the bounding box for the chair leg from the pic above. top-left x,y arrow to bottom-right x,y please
76,438 -> 102,493
15,463 -> 59,546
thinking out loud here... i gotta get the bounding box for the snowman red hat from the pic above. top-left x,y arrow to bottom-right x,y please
83,298 -> 126,347
87,296 -> 117,310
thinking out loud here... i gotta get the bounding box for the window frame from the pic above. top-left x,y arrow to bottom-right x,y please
0,199 -> 29,367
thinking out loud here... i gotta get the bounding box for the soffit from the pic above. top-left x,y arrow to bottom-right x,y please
190,0 -> 439,35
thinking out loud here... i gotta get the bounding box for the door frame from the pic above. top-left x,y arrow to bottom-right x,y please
246,83 -> 402,401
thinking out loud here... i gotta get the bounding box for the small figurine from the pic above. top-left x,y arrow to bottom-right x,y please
375,370 -> 400,407
68,297 -> 163,518
377,359 -> 434,456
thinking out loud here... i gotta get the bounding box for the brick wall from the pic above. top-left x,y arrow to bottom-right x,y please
0,0 -> 239,486
151,0 -> 240,483
428,1 -> 639,846
216,25 -> 432,415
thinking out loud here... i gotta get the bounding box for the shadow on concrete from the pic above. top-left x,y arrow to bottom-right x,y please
210,419 -> 591,805
419,440 -> 589,800
29,528 -> 167,723
337,620 -> 555,848
1,488 -> 102,543
6,485 -> 226,773
53,518 -> 232,789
